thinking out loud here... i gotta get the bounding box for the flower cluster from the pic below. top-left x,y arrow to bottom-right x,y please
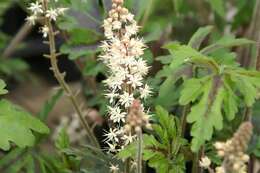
124,100 -> 152,133
99,0 -> 152,153
214,122 -> 253,173
53,109 -> 100,144
199,156 -> 211,169
26,0 -> 68,37
53,113 -> 87,144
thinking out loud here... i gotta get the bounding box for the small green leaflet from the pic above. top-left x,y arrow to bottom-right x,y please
0,79 -> 8,95
55,127 -> 70,150
200,35 -> 254,55
0,100 -> 49,150
179,77 -> 209,105
38,88 -> 63,121
188,25 -> 213,50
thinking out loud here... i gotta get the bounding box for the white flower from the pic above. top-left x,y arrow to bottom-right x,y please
56,7 -> 68,15
104,128 -> 120,143
105,29 -> 114,39
112,21 -> 122,30
105,142 -> 118,153
215,166 -> 225,173
41,25 -> 49,38
26,15 -> 37,25
100,1 -> 151,152
140,84 -> 152,99
100,41 -> 110,51
104,75 -> 124,90
127,74 -> 143,89
105,91 -> 118,104
103,21 -> 113,39
108,106 -> 126,123
109,163 -> 119,172
134,59 -> 149,76
199,156 -> 211,168
129,38 -> 145,57
28,1 -> 43,14
119,92 -> 134,108
126,13 -> 134,22
46,8 -> 58,21
214,142 -> 225,150
122,133 -> 136,145
125,21 -> 139,36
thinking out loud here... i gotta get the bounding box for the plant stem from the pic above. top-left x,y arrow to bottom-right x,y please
3,22 -> 32,58
181,104 -> 190,137
137,130 -> 143,173
42,0 -> 100,149
124,159 -> 131,173
192,153 -> 199,173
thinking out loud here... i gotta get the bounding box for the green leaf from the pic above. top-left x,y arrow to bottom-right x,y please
55,127 -> 70,150
223,83 -> 238,120
190,56 -> 220,74
188,26 -> 214,50
0,148 -> 24,168
0,79 -> 8,95
0,100 -> 49,150
68,28 -> 101,45
156,76 -> 181,109
187,78 -> 225,152
207,0 -> 225,18
83,60 -> 105,76
200,35 -> 254,55
118,107 -> 186,172
0,59 -> 28,76
232,75 -> 257,107
38,89 -> 63,121
156,55 -> 173,64
117,141 -> 137,159
179,77 -> 208,105
38,157 -> 48,173
25,155 -> 35,173
164,43 -> 203,70
60,44 -> 99,60
5,153 -> 30,173
173,0 -> 183,14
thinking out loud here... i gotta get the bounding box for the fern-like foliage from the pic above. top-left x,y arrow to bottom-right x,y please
156,26 -> 257,152
118,106 -> 187,173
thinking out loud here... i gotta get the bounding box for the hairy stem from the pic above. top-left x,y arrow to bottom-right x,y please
42,0 -> 100,149
137,130 -> 143,173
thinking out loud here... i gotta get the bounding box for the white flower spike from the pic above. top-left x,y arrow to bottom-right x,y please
100,0 -> 151,153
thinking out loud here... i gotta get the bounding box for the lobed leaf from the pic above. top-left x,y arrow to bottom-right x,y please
186,78 -> 225,152
0,100 -> 49,151
179,77 -> 208,105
